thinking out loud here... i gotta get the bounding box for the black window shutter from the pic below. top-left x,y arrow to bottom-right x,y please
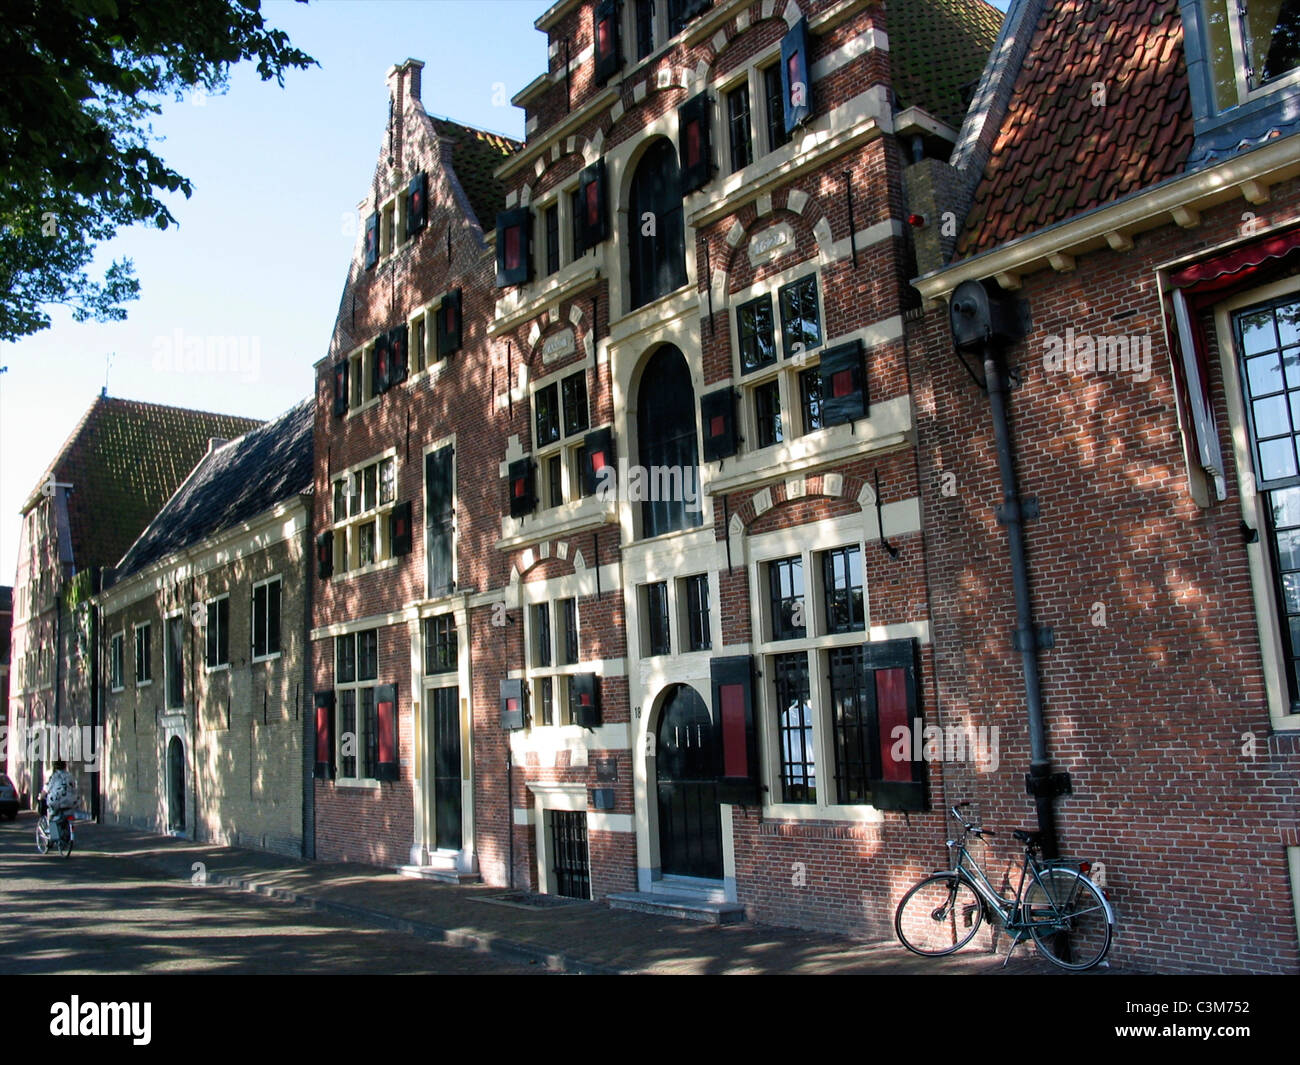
373,332 -> 392,395
818,340 -> 867,425
500,678 -> 526,730
375,683 -> 399,781
314,691 -> 336,779
364,211 -> 379,269
406,171 -> 428,236
425,446 -> 455,596
700,387 -> 737,461
573,672 -> 601,729
508,458 -> 536,517
495,207 -> 532,287
437,289 -> 463,356
332,360 -> 349,417
582,426 -> 616,496
575,160 -> 608,254
315,531 -> 333,580
678,92 -> 713,194
711,656 -> 760,804
864,638 -> 928,812
780,17 -> 813,134
390,500 -> 413,556
388,324 -> 409,386
593,0 -> 621,84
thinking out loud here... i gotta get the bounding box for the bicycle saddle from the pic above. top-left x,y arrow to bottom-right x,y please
1012,829 -> 1041,846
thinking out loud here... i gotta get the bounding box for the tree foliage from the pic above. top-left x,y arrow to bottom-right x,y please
0,0 -> 316,341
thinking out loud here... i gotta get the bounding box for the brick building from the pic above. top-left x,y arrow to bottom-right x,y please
98,400 -> 313,854
909,0 -> 1300,972
7,394 -> 261,820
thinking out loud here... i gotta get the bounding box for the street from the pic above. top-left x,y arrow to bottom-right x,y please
0,815 -> 542,975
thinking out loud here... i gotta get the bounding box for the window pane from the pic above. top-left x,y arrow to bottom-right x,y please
364,464 -> 377,511
829,647 -> 871,804
769,557 -> 805,640
562,372 -> 589,436
359,521 -> 377,566
545,204 -> 560,275
362,687 -> 377,779
560,598 -> 579,665
1260,437 -> 1297,481
635,0 -> 654,58
253,583 -> 267,656
822,546 -> 865,633
646,582 -> 670,655
333,480 -> 346,522
340,690 -> 357,778
1255,393 -> 1292,438
727,85 -> 752,171
379,458 -> 396,505
358,630 -> 378,681
337,634 -> 356,683
1244,1 -> 1300,87
773,652 -> 815,802
536,384 -> 560,446
1240,308 -> 1277,355
738,296 -> 776,374
533,603 -> 552,667
539,676 -> 554,727
763,64 -> 791,151
799,367 -> 823,433
686,574 -> 710,651
267,581 -> 281,655
754,379 -> 783,448
548,454 -> 564,508
1247,353 -> 1284,395
423,615 -> 458,674
779,275 -> 821,357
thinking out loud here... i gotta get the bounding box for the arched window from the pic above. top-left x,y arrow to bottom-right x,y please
628,138 -> 687,310
637,345 -> 702,537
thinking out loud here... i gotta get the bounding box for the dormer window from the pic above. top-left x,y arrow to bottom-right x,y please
1205,1 -> 1300,109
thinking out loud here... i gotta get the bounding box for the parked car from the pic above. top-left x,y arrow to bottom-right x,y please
0,775 -> 19,820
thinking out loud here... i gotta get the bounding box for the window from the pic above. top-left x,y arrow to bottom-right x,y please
682,574 -> 711,651
252,578 -> 281,660
1202,0 -> 1300,110
332,454 -> 399,575
726,84 -> 753,171
754,379 -> 783,448
412,317 -> 427,374
636,345 -> 702,536
644,581 -> 671,655
768,556 -> 806,640
423,614 -> 458,674
773,651 -> 814,802
134,623 -> 152,685
737,274 -> 827,447
532,370 -> 592,510
532,602 -> 552,667
828,647 -> 871,804
545,203 -> 560,276
426,444 -> 455,597
799,366 -> 823,433
763,63 -> 792,153
822,546 -> 865,634
628,138 -> 687,310
204,596 -> 229,670
335,629 -> 379,780
166,614 -> 184,709
634,0 -> 655,58
559,598 -> 579,665
779,275 -> 822,358
110,633 -> 124,692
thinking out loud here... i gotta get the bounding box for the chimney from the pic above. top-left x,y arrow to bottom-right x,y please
386,59 -> 425,172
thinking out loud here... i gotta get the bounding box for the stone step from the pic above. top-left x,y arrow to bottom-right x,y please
607,891 -> 746,925
397,863 -> 481,885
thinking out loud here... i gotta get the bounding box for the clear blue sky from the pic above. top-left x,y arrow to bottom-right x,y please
0,0 -> 1011,581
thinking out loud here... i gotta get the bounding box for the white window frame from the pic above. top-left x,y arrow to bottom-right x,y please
203,593 -> 230,673
330,449 -> 400,580
346,338 -> 380,413
251,575 -> 282,663
1215,274 -> 1300,728
730,262 -> 827,451
134,621 -> 152,687
524,593 -> 588,730
422,435 -> 457,602
335,629 -> 380,786
529,365 -> 592,510
1203,0 -> 1300,110
109,630 -> 125,693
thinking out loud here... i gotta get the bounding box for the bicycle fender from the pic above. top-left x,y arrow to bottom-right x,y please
1079,872 -> 1117,926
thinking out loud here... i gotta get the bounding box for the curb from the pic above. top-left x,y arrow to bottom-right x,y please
124,845 -> 624,975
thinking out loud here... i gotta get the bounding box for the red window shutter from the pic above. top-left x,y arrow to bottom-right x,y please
375,684 -> 399,780
863,638 -> 928,811
505,227 -> 521,270
314,691 -> 335,779
832,369 -> 852,397
711,656 -> 760,804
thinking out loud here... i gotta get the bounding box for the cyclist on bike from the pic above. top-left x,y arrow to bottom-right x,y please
40,760 -> 77,842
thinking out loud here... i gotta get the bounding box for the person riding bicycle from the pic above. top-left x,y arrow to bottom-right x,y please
40,761 -> 77,840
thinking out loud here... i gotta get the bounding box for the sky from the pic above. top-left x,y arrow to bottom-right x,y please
0,0 -> 1013,582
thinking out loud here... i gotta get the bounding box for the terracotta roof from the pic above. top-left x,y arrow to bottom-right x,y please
33,396 -> 263,574
891,0 -> 1007,129
114,399 -> 313,581
956,0 -> 1194,258
429,117 -> 522,232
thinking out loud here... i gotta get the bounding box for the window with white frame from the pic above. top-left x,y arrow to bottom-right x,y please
423,614 -> 458,675
734,271 -> 826,450
252,577 -> 281,661
642,580 -> 671,656
335,629 -> 379,780
134,622 -> 152,685
331,453 -> 398,574
527,597 -> 581,727
165,613 -> 184,710
679,573 -> 711,651
1200,0 -> 1300,111
532,369 -> 591,509
109,632 -> 124,692
204,595 -> 230,670
347,339 -> 378,411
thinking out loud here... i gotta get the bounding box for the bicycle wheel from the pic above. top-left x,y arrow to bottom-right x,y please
1025,867 -> 1111,970
34,820 -> 48,855
57,823 -> 73,858
895,874 -> 984,956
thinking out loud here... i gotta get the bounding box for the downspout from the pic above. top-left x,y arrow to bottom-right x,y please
90,567 -> 101,821
302,496 -> 315,859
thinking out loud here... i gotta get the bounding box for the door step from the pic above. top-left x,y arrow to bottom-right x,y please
398,856 -> 480,885
607,890 -> 745,924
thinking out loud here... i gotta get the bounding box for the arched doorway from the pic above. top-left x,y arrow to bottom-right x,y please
167,736 -> 185,832
655,684 -> 722,879
627,137 -> 687,309
637,345 -> 702,538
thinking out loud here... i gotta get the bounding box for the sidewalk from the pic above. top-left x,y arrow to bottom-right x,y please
79,820 -> 1096,975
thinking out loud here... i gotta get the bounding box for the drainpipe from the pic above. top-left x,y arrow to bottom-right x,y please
949,280 -> 1070,859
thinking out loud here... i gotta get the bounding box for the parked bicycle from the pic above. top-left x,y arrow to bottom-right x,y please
895,802 -> 1113,970
34,798 -> 75,858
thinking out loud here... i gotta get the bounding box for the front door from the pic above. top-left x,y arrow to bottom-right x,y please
167,736 -> 185,832
655,685 -> 722,879
432,686 -> 461,851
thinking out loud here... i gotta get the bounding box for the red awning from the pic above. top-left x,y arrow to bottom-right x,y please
1171,225 -> 1300,302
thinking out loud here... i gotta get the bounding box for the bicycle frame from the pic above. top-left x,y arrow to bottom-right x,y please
944,835 -> 1082,934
